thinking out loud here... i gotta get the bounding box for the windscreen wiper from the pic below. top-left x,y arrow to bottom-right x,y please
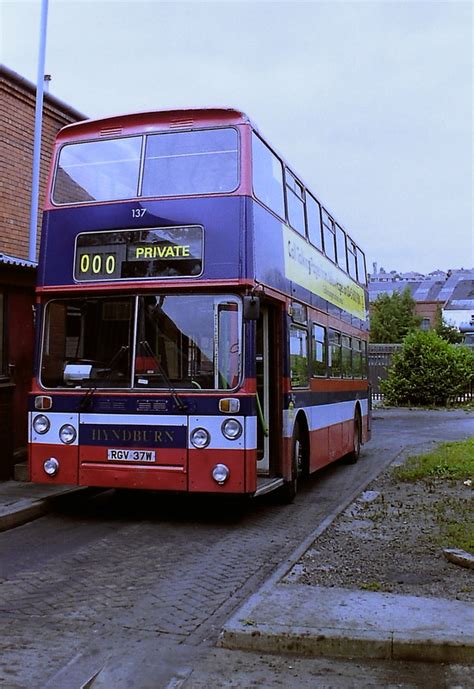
138,339 -> 187,411
79,345 -> 129,411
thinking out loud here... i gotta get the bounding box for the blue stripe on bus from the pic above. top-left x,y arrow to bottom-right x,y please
80,424 -> 187,448
29,395 -> 257,415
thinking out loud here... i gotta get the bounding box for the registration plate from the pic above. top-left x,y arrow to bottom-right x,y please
107,449 -> 156,462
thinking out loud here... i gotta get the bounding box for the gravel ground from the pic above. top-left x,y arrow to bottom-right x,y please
287,452 -> 473,602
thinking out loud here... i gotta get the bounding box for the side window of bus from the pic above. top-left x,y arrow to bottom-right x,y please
328,329 -> 341,378
252,133 -> 285,219
285,170 -> 306,236
341,335 -> 352,378
322,210 -> 336,263
347,238 -> 358,280
352,338 -> 363,378
356,247 -> 367,285
290,326 -> 309,388
312,324 -> 326,376
306,194 -> 323,251
335,225 -> 348,272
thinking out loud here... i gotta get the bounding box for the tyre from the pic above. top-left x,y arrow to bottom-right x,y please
345,413 -> 361,464
280,422 -> 304,503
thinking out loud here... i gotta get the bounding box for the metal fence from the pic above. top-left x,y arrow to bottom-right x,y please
368,343 -> 473,404
368,344 -> 401,401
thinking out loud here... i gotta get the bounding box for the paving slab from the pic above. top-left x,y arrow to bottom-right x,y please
219,583 -> 474,663
0,480 -> 87,531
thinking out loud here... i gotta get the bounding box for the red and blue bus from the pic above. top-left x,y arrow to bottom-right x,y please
29,108 -> 370,500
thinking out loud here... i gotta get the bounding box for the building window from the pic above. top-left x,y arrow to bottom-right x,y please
421,318 -> 430,331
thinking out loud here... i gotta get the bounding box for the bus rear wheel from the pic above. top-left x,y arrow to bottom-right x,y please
345,413 -> 361,464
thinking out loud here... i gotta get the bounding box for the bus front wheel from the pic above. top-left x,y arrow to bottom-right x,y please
280,423 -> 304,503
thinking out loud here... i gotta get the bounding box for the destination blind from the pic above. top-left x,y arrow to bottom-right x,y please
74,226 -> 203,281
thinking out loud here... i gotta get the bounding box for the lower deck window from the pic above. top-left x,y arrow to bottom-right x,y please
290,326 -> 309,387
328,330 -> 341,377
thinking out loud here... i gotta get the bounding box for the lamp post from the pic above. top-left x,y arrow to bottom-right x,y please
28,0 -> 49,263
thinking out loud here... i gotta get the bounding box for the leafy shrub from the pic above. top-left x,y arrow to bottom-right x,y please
381,330 -> 474,406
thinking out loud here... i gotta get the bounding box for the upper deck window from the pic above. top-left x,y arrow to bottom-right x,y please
322,209 -> 336,263
356,247 -> 367,285
252,133 -> 285,218
52,128 -> 239,205
53,137 -> 142,204
347,238 -> 357,280
335,224 -> 348,272
306,194 -> 323,251
142,128 -> 239,197
285,170 -> 306,236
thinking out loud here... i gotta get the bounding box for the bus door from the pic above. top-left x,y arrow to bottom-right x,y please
256,304 -> 280,475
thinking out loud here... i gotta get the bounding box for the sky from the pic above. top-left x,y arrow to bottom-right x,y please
1,0 -> 472,275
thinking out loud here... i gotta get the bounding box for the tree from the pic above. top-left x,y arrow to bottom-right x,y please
381,330 -> 474,406
370,288 -> 422,343
433,305 -> 463,344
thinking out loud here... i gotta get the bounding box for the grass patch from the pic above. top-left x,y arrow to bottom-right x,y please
393,438 -> 474,482
361,581 -> 383,592
442,520 -> 474,553
393,439 -> 474,553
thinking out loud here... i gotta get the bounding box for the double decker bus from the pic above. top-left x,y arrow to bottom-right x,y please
29,108 -> 371,501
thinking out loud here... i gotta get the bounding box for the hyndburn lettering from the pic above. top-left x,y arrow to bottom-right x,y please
91,427 -> 175,444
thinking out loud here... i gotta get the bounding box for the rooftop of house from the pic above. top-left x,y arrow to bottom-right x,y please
368,268 -> 474,304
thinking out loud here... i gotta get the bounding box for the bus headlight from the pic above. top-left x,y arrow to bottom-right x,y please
59,424 -> 77,444
221,418 -> 242,441
190,427 -> 210,449
212,463 -> 230,485
33,414 -> 50,434
43,458 -> 59,476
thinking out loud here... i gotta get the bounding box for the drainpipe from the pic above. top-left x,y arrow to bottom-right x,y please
28,0 -> 49,263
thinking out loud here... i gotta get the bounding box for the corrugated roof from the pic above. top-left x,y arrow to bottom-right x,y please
0,253 -> 37,269
444,279 -> 474,310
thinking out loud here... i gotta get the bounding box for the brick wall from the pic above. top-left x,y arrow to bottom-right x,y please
0,65 -> 86,260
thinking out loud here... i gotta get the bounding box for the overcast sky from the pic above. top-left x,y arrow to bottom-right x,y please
1,0 -> 472,275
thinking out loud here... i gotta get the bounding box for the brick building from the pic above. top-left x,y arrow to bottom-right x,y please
0,64 -> 85,478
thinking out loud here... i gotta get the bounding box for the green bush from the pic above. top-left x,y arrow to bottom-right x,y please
381,330 -> 474,406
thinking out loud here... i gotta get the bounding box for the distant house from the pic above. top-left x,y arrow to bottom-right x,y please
368,267 -> 474,333
443,280 -> 474,330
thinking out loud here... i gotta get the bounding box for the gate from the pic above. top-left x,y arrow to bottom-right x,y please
368,344 -> 401,401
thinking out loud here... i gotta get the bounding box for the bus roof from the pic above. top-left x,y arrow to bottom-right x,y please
55,108 -> 252,142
